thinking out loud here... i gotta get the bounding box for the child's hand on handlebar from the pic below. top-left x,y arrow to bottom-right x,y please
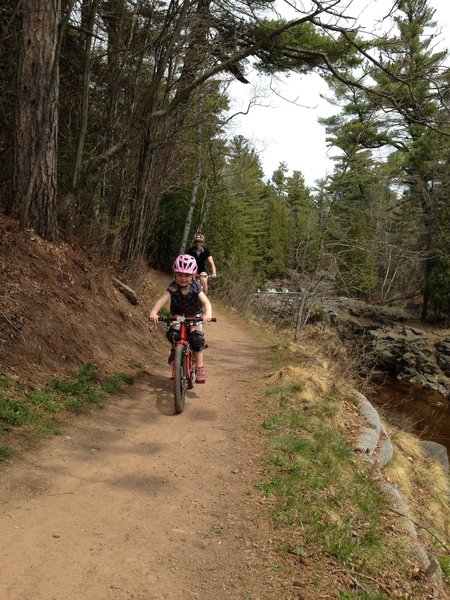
149,312 -> 159,324
202,315 -> 212,323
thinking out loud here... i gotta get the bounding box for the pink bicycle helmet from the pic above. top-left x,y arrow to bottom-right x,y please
173,254 -> 198,275
193,232 -> 205,242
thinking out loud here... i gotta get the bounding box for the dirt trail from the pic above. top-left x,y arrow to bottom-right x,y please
0,311 -> 289,600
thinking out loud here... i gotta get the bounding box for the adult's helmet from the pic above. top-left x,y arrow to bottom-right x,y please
173,254 -> 198,275
193,232 -> 205,242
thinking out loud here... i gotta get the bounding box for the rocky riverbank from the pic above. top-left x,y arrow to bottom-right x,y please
250,290 -> 450,399
326,298 -> 450,399
250,289 -> 450,463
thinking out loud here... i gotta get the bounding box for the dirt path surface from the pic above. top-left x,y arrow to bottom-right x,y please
0,311 -> 291,600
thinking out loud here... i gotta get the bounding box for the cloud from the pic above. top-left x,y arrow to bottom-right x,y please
227,72 -> 336,186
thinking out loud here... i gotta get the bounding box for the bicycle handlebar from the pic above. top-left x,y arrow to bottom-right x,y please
157,315 -> 217,324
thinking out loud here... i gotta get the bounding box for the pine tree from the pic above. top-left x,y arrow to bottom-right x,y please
359,0 -> 449,317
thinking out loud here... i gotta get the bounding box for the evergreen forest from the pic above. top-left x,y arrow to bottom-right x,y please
1,0 -> 449,323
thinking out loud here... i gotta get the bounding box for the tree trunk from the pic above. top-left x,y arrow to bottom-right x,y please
118,0 -> 215,267
416,178 -> 436,323
294,286 -> 310,343
12,0 -> 63,240
179,122 -> 202,254
421,254 -> 432,322
71,0 -> 99,189
121,119 -> 177,265
1,0 -> 20,214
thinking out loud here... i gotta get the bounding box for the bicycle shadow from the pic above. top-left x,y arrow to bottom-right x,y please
144,370 -> 203,416
142,371 -> 177,416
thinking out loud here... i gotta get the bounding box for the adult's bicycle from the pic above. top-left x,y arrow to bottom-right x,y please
196,272 -> 217,294
158,315 -> 216,414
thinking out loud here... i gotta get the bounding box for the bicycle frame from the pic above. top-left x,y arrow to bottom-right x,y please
170,316 -> 195,380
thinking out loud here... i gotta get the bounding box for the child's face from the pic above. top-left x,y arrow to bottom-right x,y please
175,272 -> 194,288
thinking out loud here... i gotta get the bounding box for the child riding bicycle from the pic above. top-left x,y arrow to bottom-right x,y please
149,254 -> 212,383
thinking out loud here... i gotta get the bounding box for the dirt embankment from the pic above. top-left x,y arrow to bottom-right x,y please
0,217 -> 163,382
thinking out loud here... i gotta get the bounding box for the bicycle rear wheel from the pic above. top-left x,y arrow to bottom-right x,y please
174,344 -> 187,414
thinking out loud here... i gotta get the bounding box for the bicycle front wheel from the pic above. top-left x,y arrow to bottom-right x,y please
188,352 -> 196,389
174,344 -> 187,414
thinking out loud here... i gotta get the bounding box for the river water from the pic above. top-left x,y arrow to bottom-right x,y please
368,377 -> 450,459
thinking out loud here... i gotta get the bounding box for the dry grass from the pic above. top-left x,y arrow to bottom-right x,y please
386,430 -> 450,553
271,364 -> 331,398
291,324 -> 449,551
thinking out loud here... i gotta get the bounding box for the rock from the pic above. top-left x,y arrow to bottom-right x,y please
436,341 -> 450,377
402,326 -> 424,341
419,441 -> 449,474
355,397 -> 382,454
422,381 -> 449,397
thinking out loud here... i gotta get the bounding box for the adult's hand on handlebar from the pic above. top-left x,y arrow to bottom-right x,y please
210,273 -> 217,278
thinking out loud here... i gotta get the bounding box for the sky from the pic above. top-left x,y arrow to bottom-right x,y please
226,0 -> 449,187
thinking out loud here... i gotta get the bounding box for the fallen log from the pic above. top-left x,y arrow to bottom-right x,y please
112,277 -> 139,305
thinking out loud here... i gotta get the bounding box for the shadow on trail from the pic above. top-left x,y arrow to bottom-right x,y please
105,472 -> 175,495
145,371 -> 213,417
188,406 -> 218,421
33,332 -> 256,481
3,348 -> 236,506
144,371 -> 178,416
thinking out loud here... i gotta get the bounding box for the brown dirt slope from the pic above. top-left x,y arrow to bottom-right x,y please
1,216 -> 157,382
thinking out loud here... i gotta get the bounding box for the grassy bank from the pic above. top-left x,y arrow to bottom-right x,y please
254,325 -> 449,600
0,363 -> 132,459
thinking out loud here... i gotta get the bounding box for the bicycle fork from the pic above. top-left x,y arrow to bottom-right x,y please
171,341 -> 192,380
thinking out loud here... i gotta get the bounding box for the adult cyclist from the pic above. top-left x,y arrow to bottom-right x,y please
187,233 -> 217,294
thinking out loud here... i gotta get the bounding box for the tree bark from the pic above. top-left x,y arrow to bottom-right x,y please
415,178 -> 437,322
12,0 -> 68,240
